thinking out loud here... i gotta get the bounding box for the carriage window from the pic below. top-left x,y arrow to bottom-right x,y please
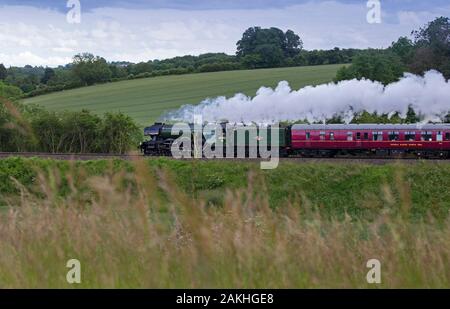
363,132 -> 369,140
356,132 -> 361,140
388,131 -> 399,141
405,131 -> 416,141
446,132 -> 450,141
347,132 -> 353,141
372,131 -> 383,141
437,131 -> 443,142
320,131 -> 325,140
421,131 -> 433,141
306,132 -> 310,140
329,132 -> 335,140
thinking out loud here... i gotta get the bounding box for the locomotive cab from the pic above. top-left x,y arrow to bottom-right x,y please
144,123 -> 164,137
140,123 -> 166,155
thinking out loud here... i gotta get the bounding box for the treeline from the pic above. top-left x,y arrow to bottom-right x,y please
0,26 -> 362,98
236,27 -> 358,68
281,106 -> 449,126
332,108 -> 449,124
1,48 -> 358,98
0,90 -> 140,153
335,17 -> 450,85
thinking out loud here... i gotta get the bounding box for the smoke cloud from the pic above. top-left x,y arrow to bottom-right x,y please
161,70 -> 450,124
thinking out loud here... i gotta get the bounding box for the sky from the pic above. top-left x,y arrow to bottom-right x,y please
0,0 -> 449,67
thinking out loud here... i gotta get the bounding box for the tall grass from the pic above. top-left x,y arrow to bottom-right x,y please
0,159 -> 449,288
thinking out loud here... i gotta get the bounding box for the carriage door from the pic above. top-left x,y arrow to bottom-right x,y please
356,132 -> 362,148
305,131 -> 311,148
437,131 -> 443,150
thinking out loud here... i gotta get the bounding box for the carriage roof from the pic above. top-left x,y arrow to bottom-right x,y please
291,124 -> 450,131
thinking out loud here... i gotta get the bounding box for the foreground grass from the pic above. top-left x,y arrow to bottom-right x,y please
23,64 -> 343,124
1,157 -> 449,218
0,158 -> 449,288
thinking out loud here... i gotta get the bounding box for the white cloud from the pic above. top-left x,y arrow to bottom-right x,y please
0,2 -> 449,67
0,51 -> 72,67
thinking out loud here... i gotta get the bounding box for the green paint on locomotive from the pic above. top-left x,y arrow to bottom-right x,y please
143,123 -> 289,150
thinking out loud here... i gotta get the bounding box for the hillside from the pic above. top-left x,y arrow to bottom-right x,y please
23,64 -> 343,125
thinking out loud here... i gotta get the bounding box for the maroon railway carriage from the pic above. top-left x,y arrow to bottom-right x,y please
290,124 -> 450,158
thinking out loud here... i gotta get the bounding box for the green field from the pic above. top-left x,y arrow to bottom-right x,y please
1,157 -> 449,288
24,64 -> 343,125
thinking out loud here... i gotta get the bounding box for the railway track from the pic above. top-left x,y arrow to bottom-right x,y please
0,152 -> 139,160
0,152 -> 449,164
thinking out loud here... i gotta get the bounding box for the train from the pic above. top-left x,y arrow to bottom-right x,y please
140,122 -> 450,159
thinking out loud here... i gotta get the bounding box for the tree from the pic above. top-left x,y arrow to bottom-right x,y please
240,54 -> 263,69
292,52 -> 307,66
0,64 -> 7,80
326,114 -> 345,124
236,27 -> 303,68
62,110 -> 101,153
413,17 -> 450,50
284,30 -> 303,58
41,68 -> 56,84
405,106 -> 419,123
237,27 -> 260,57
72,53 -> 112,86
409,46 -> 435,75
390,37 -> 414,64
31,110 -> 65,153
253,44 -> 284,68
47,69 -> 82,88
389,112 -> 403,124
132,61 -> 153,75
351,111 -> 389,124
109,65 -> 128,79
17,76 -> 39,93
99,113 -> 141,154
334,65 -> 355,82
334,51 -> 405,85
0,89 -> 34,152
445,113 -> 450,123
0,81 -> 23,100
411,17 -> 450,79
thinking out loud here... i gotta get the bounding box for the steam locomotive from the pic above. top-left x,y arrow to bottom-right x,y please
140,122 -> 450,158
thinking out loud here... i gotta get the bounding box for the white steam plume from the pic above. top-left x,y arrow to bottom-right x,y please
161,70 -> 450,124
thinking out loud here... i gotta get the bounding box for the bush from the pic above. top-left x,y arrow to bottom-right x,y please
98,112 -> 141,154
197,62 -> 241,72
334,51 -> 405,85
0,81 -> 23,100
0,104 -> 142,154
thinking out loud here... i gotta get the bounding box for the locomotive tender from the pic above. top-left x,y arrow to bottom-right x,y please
140,123 -> 450,158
